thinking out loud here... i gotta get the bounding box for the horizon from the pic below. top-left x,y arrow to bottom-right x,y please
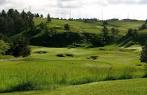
0,0 -> 147,20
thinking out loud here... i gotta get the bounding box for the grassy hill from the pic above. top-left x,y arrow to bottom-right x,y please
34,18 -> 145,35
0,46 -> 146,94
1,17 -> 147,95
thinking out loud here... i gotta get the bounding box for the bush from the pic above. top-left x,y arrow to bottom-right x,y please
65,53 -> 74,57
56,54 -> 65,57
0,40 -> 10,55
8,37 -> 31,57
143,65 -> 147,78
87,56 -> 98,60
4,81 -> 36,92
64,24 -> 70,32
140,45 -> 147,63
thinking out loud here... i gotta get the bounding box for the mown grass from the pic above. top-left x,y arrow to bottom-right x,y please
0,46 -> 146,93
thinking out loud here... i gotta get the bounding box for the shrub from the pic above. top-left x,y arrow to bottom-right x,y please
2,81 -> 36,93
87,56 -> 98,60
143,65 -> 147,78
9,37 -> 31,57
64,24 -> 70,32
56,54 -> 65,57
0,40 -> 10,55
140,45 -> 147,63
65,54 -> 74,57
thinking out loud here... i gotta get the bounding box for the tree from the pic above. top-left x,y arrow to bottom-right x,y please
101,25 -> 109,42
102,21 -> 108,26
40,14 -> 43,18
47,14 -> 51,22
10,38 -> 31,57
0,40 -> 10,55
111,28 -> 119,36
140,45 -> 147,63
110,28 -> 120,42
64,24 -> 70,32
1,10 -> 7,17
35,13 -> 40,17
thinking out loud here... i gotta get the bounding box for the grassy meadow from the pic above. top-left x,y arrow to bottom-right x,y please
1,16 -> 147,95
1,78 -> 146,95
34,18 -> 145,34
0,45 -> 147,94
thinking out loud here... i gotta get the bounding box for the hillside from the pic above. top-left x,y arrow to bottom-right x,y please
1,9 -> 147,95
0,45 -> 147,94
34,18 -> 145,35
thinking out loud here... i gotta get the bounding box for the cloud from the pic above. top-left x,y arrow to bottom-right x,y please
0,0 -> 147,19
57,0 -> 82,8
103,0 -> 147,5
0,0 -> 7,5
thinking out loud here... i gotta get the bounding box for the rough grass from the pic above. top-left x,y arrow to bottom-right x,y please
0,46 -> 145,93
1,78 -> 147,95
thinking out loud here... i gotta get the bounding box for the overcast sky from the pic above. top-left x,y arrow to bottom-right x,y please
0,0 -> 147,20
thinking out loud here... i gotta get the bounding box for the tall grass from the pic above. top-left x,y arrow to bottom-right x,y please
143,64 -> 147,78
0,47 -> 145,92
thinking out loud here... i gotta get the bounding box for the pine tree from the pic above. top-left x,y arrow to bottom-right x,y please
102,25 -> 109,41
11,37 -> 31,57
47,14 -> 51,22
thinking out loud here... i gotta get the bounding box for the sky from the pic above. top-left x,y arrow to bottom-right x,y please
0,0 -> 147,20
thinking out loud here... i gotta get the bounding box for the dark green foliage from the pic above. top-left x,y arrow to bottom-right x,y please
40,14 -> 43,18
3,81 -> 36,93
83,18 -> 98,23
139,20 -> 147,30
143,65 -> 147,77
111,28 -> 119,36
47,14 -> 51,22
0,9 -> 34,36
110,28 -> 120,42
8,37 -> 31,57
64,24 -> 70,32
0,40 -> 10,55
87,56 -> 98,60
102,21 -> 108,26
118,28 -> 138,47
140,45 -> 147,63
31,31 -> 104,47
34,13 -> 40,17
0,9 -> 36,57
65,54 -> 74,57
56,54 -> 65,57
100,24 -> 111,45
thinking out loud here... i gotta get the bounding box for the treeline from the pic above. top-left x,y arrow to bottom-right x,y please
0,9 -> 34,57
0,9 -> 34,36
118,20 -> 147,47
1,9 -> 147,58
29,21 -> 120,47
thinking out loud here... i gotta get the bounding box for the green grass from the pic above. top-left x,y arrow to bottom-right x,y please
0,46 -> 146,93
1,78 -> 147,95
34,18 -> 145,34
